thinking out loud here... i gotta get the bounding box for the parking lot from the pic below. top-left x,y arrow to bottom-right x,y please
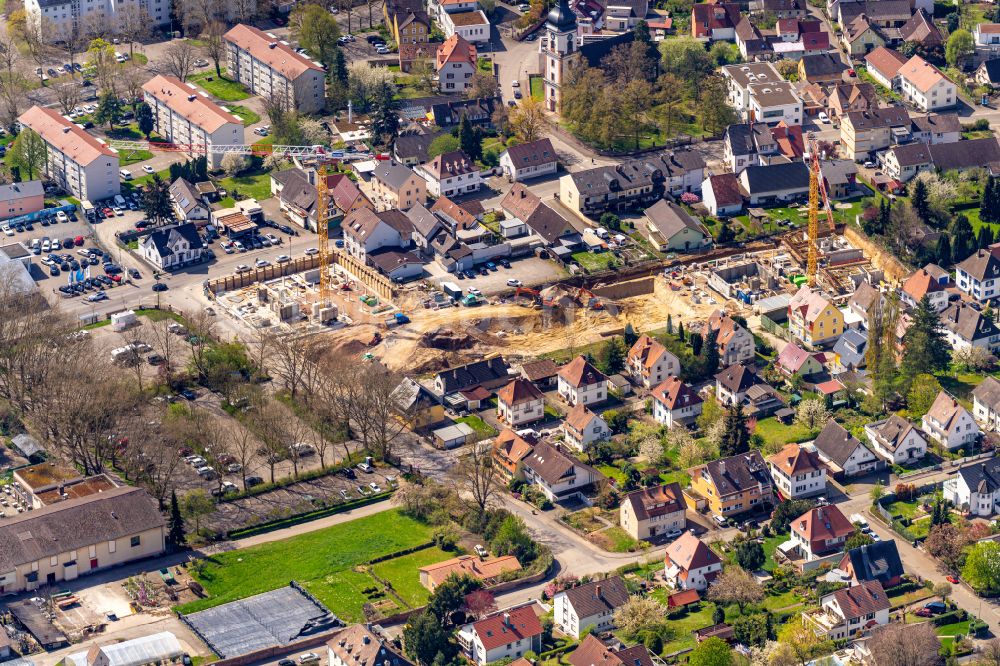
424,255 -> 569,296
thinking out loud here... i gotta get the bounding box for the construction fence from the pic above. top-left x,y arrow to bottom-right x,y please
335,252 -> 394,302
206,255 -> 325,294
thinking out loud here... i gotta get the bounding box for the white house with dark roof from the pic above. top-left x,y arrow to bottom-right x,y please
642,200 -> 712,253
956,247 -> 1000,302
940,301 -> 1000,353
864,414 -> 927,465
738,162 -> 811,205
882,143 -> 933,183
522,441 -> 604,502
803,580 -> 890,640
499,139 -> 558,182
714,363 -> 760,405
139,223 -> 205,270
416,150 -> 481,198
168,179 -> 210,222
620,483 -> 686,540
813,419 -> 881,477
944,458 -> 999,516
651,376 -> 703,427
553,576 -> 629,638
342,208 -> 414,262
921,390 -> 980,451
972,376 -> 1000,431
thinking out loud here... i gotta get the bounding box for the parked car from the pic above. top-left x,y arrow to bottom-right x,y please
245,475 -> 264,487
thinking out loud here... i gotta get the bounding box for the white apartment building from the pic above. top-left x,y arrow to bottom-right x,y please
17,106 -> 120,203
898,55 -> 956,112
748,81 -> 803,126
439,10 -> 490,43
956,248 -> 1000,302
224,24 -> 326,114
557,356 -> 608,407
142,75 -> 244,170
26,0 -> 171,42
721,62 -> 785,119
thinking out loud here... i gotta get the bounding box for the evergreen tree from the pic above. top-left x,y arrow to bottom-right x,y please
678,321 -> 685,341
136,102 -> 154,139
979,225 -> 995,250
599,338 -> 626,375
703,327 -> 720,373
878,199 -> 891,235
624,323 -> 639,347
459,114 -> 482,162
167,490 -> 185,547
912,179 -> 929,222
952,214 -> 973,261
712,605 -> 725,625
936,234 -> 952,266
983,177 -> 997,224
901,295 -> 952,378
370,82 -> 400,147
667,314 -> 674,335
691,332 -> 703,356
718,402 -> 750,457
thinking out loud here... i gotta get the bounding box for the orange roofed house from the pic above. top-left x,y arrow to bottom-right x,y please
561,403 -> 611,452
789,504 -> 854,560
689,451 -> 773,520
766,443 -> 827,500
702,311 -> 756,366
900,264 -> 950,312
496,378 -> 545,427
458,606 -> 543,665
419,554 -> 522,591
558,356 -> 608,407
620,482 -> 686,540
492,429 -> 534,481
436,34 -> 478,93
664,532 -> 723,591
568,635 -> 656,666
626,335 -> 680,389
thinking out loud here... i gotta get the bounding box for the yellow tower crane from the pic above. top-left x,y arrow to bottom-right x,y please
806,138 -> 837,287
315,164 -> 334,303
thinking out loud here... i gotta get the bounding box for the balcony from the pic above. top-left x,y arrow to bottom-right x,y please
802,608 -> 842,637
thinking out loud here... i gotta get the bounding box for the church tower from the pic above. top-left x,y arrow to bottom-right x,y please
542,0 -> 577,112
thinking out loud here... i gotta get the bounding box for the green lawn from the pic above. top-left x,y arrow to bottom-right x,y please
455,415 -> 498,438
176,509 -> 433,618
189,70 -> 250,101
226,105 -> 261,125
370,546 -> 451,607
596,464 -> 626,484
529,75 -> 544,101
884,499 -> 923,520
304,568 -> 398,622
659,469 -> 691,486
599,526 -> 644,553
218,170 -> 273,202
119,150 -> 154,166
762,533 -> 789,572
752,418 -> 817,447
762,588 -> 805,611
642,601 -> 718,654
572,251 -> 618,271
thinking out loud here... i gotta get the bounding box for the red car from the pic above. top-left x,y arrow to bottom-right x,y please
947,575 -> 960,584
111,274 -> 122,282
915,608 -> 933,618
103,207 -> 114,218
74,235 -> 84,246
847,68 -> 856,76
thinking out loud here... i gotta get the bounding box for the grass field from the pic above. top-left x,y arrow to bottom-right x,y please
572,251 -> 618,271
189,70 -> 250,101
218,170 -> 273,202
595,526 -> 643,553
762,533 -> 789,572
596,464 -> 626,484
176,509 -> 433,618
370,547 -> 451,607
753,418 -> 817,448
529,75 -> 544,101
455,414 -> 498,438
226,105 -> 261,125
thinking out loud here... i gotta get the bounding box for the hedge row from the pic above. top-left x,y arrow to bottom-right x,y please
931,609 -> 967,626
367,541 -> 435,565
885,581 -> 923,597
227,491 -> 394,539
538,643 -> 577,660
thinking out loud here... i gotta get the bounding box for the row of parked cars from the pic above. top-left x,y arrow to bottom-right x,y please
2,210 -> 73,236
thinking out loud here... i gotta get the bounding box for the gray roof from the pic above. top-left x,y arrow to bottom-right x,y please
392,377 -> 439,412
436,357 -> 511,394
957,458 -> 1000,495
644,199 -> 709,241
889,142 -> 932,168
929,137 -> 1000,172
821,159 -> 857,186
844,541 -> 904,585
373,161 -> 420,190
940,301 -> 999,342
11,433 -> 43,457
0,180 -> 43,200
169,178 -> 204,216
957,248 -> 1000,281
725,123 -> 778,157
845,106 -> 910,131
832,328 -> 867,369
0,486 -> 164,572
272,169 -> 317,216
972,376 -> 1000,410
141,223 -> 204,259
867,414 -> 921,452
701,451 -> 771,496
741,161 -> 810,194
406,203 -> 443,240
800,52 -> 847,78
813,419 -> 867,467
910,113 -> 959,135
394,128 -> 441,163
715,363 -> 759,393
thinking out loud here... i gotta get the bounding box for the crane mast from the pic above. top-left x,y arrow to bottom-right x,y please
315,165 -> 333,303
806,138 -> 837,287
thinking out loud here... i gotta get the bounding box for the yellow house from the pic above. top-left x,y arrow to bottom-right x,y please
788,285 -> 844,348
384,0 -> 430,46
689,451 -> 774,519
392,378 -> 445,430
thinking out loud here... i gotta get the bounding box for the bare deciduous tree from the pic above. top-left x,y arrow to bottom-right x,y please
706,566 -> 765,613
867,623 -> 942,666
52,81 -> 82,116
163,40 -> 197,82
453,441 -> 500,515
202,20 -> 227,77
115,4 -> 151,58
117,321 -> 148,391
350,362 -> 405,461
228,422 -> 258,489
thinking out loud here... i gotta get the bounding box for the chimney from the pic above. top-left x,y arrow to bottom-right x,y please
363,636 -> 371,645
719,460 -> 726,475
595,584 -> 602,598
503,612 -> 511,626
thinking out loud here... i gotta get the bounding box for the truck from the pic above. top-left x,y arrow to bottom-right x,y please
394,312 -> 410,324
442,281 -> 462,301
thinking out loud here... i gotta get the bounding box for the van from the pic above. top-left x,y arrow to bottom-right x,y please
119,170 -> 133,181
114,194 -> 126,207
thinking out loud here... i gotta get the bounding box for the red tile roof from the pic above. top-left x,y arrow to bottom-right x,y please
223,24 -> 323,80
471,607 -> 543,650
792,505 -> 854,543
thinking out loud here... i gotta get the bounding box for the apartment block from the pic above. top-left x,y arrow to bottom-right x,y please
224,24 -> 326,114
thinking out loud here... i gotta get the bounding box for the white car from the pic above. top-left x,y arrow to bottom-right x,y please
1,225 -> 11,236
276,254 -> 291,263
506,278 -> 522,287
299,653 -> 320,664
113,207 -> 124,216
236,264 -> 250,272
264,233 -> 279,244
255,258 -> 271,268
304,247 -> 319,256
818,112 -> 830,123
369,482 -> 382,492
863,160 -> 876,168
664,527 -> 683,539
142,165 -> 155,174
511,79 -> 520,88
56,211 -> 69,223
120,169 -> 133,180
